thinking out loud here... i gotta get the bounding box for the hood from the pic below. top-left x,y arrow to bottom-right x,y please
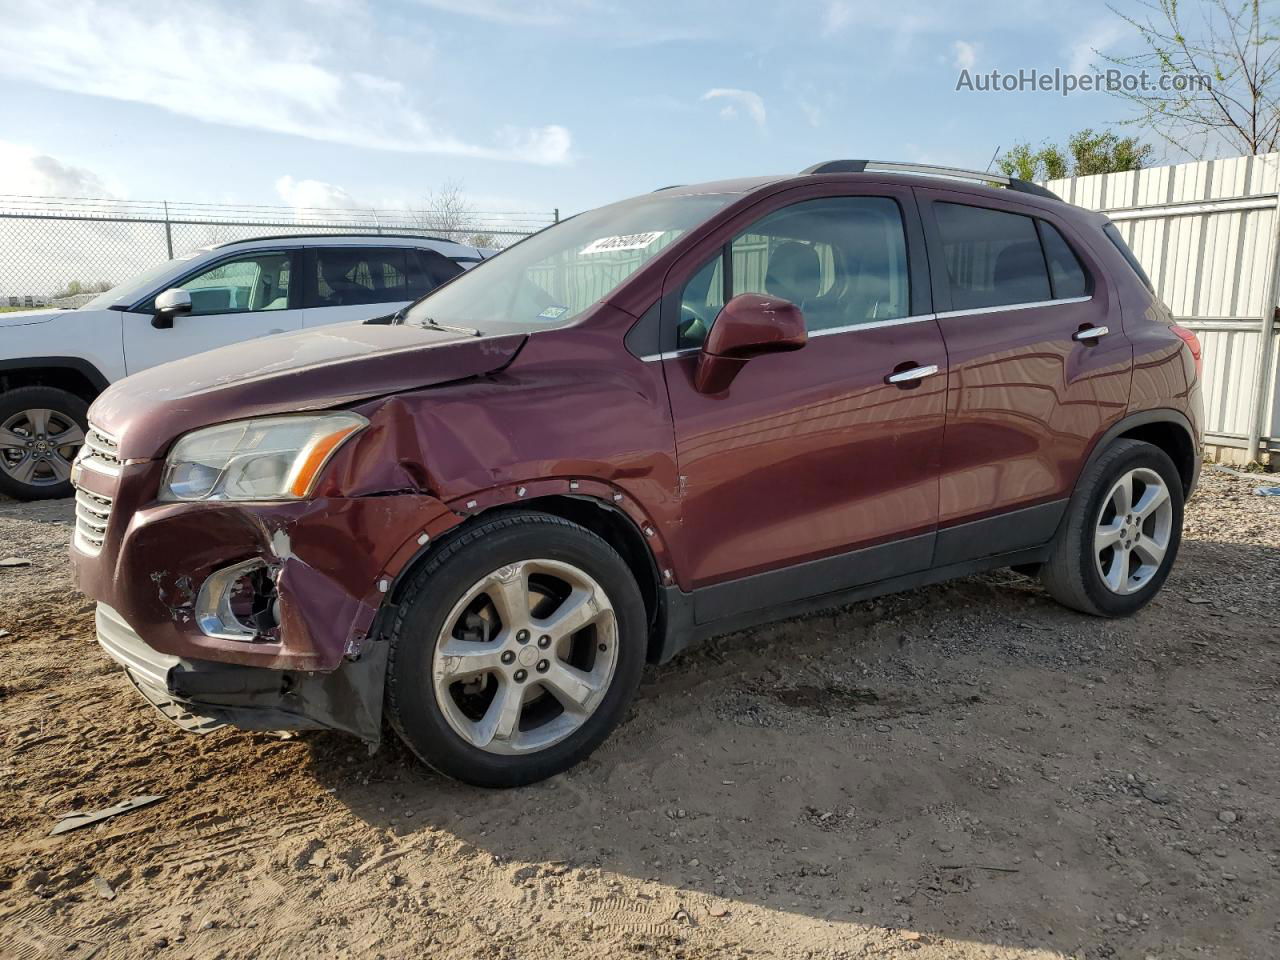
91,322 -> 527,459
0,308 -> 66,328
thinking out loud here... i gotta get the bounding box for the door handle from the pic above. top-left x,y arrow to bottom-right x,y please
885,363 -> 939,385
1073,325 -> 1109,342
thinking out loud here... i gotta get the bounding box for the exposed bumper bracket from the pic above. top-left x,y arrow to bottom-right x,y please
95,604 -> 387,744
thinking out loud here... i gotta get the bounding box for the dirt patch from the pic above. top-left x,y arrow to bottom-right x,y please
1,470 -> 1278,959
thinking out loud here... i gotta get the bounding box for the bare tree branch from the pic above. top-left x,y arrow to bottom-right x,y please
1102,0 -> 1280,157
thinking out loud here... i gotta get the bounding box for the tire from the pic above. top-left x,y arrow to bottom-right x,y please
0,386 -> 89,501
385,510 -> 647,787
1040,439 -> 1184,617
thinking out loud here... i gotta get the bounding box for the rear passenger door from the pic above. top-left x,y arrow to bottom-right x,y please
916,189 -> 1132,564
302,246 -> 463,327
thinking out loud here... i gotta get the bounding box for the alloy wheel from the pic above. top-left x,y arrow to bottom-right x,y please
0,408 -> 84,487
1094,467 -> 1174,595
431,558 -> 619,755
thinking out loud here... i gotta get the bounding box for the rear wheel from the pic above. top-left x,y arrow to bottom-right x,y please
1040,439 -> 1184,617
0,386 -> 88,500
385,511 -> 647,787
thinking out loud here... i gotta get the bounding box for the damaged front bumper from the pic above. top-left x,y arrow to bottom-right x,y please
95,603 -> 389,740
72,459 -> 463,743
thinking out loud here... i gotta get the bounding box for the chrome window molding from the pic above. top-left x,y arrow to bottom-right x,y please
935,295 -> 1092,320
640,296 -> 1092,360
808,312 -> 935,338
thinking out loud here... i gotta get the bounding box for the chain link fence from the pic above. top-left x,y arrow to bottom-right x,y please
0,195 -> 558,308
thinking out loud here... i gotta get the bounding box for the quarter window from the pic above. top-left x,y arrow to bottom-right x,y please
1037,221 -> 1089,299
677,196 -> 910,349
407,248 -> 464,298
180,252 -> 293,315
934,202 -> 1051,310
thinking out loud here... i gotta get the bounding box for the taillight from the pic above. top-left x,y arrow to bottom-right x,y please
1171,324 -> 1203,377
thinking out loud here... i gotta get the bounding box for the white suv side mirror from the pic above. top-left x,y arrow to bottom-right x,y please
153,287 -> 192,329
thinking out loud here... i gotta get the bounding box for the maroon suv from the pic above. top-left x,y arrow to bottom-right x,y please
71,160 -> 1203,787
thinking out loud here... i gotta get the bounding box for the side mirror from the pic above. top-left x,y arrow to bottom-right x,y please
694,293 -> 807,394
152,287 -> 192,329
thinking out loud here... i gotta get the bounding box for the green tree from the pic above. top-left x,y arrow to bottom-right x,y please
998,129 -> 1153,180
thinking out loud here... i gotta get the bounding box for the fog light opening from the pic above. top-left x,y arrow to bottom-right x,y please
195,558 -> 281,641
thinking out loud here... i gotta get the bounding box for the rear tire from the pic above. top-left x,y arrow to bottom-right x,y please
1040,439 -> 1183,617
384,511 -> 647,787
0,386 -> 89,500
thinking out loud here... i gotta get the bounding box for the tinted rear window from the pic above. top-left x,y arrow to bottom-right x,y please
1037,221 -> 1090,298
934,202 -> 1051,310
1103,222 -> 1154,291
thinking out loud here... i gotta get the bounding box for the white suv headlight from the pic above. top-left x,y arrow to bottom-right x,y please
159,413 -> 367,502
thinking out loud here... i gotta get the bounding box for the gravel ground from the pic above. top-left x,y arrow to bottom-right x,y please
1,468 -> 1277,960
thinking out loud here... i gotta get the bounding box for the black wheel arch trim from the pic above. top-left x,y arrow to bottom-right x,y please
0,356 -> 110,395
1081,409 -> 1199,494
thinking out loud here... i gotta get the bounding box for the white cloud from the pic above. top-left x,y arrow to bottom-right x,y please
0,0 -> 572,165
0,141 -> 114,197
1067,21 -> 1125,75
798,100 -> 823,128
952,39 -> 979,70
702,89 -> 768,130
275,176 -> 363,210
408,0 -> 594,25
823,0 -> 858,35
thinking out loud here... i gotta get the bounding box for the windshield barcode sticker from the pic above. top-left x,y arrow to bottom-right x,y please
580,232 -> 665,255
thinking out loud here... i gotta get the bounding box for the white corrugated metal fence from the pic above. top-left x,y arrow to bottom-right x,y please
1045,154 -> 1280,462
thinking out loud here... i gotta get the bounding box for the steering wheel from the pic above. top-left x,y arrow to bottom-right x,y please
676,303 -> 709,348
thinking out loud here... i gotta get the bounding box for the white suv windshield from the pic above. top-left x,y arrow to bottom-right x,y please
79,252 -> 202,310
404,192 -> 738,330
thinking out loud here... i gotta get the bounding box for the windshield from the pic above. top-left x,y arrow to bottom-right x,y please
404,191 -> 739,329
79,251 -> 203,310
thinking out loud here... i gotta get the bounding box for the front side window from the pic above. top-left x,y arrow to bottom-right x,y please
182,252 -> 293,315
677,196 -> 910,349
934,202 -> 1051,310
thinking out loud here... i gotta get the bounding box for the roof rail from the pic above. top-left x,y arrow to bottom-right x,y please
214,232 -> 461,248
652,184 -> 685,192
800,160 -> 1060,201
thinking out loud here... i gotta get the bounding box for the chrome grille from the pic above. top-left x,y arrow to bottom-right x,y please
74,487 -> 113,556
79,424 -> 122,476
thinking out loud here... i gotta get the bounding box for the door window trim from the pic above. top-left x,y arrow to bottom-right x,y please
655,183 -> 933,355
916,188 -> 1102,315
934,294 -> 1093,321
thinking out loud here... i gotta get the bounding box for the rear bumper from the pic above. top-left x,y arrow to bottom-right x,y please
95,603 -> 387,742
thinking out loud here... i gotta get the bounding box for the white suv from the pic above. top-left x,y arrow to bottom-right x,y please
0,234 -> 489,500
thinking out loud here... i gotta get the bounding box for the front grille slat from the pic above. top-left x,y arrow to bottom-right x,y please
72,422 -> 118,556
79,426 -> 121,475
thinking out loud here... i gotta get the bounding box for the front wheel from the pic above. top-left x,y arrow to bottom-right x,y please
0,386 -> 88,500
384,511 -> 647,787
1040,439 -> 1184,617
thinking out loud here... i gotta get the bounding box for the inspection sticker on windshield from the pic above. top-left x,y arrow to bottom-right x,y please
580,231 -> 664,256
536,305 -> 570,321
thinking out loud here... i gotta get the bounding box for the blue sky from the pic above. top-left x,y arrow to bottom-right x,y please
0,0 -> 1157,218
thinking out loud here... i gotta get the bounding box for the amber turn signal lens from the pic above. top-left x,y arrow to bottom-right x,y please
288,424 -> 363,498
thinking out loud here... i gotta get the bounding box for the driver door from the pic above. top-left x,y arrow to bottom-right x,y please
121,249 -> 305,374
659,186 -> 948,623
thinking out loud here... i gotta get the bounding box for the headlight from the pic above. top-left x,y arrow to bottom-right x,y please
159,412 -> 367,502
